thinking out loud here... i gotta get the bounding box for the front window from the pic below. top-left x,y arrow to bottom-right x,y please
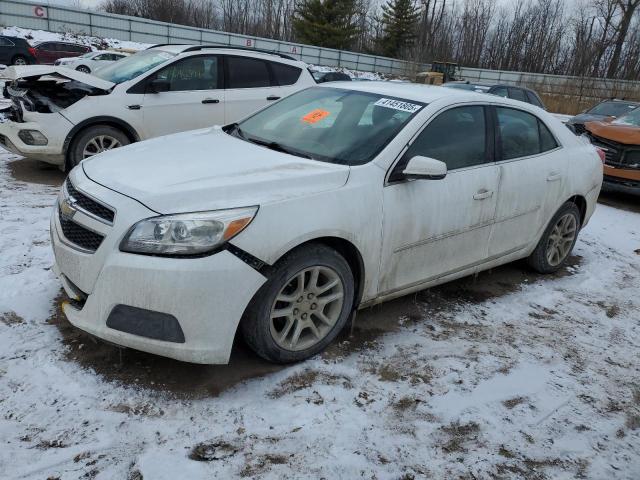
612,108 -> 640,126
588,101 -> 638,118
230,87 -> 424,166
94,50 -> 176,84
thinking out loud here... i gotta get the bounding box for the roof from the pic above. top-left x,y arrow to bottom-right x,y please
149,44 -> 299,62
320,81 -> 492,104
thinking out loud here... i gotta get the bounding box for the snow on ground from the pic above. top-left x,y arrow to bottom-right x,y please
0,147 -> 639,479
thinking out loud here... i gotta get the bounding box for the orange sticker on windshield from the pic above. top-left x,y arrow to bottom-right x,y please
302,109 -> 330,124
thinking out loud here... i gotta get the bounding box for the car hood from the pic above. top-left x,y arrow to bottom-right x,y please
0,65 -> 114,90
568,113 -> 611,125
585,121 -> 640,145
82,127 -> 351,214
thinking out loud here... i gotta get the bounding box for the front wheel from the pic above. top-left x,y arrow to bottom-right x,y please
76,65 -> 91,74
241,244 -> 355,363
527,202 -> 581,273
68,125 -> 130,169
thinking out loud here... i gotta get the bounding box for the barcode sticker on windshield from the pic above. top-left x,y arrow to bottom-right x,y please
374,98 -> 422,113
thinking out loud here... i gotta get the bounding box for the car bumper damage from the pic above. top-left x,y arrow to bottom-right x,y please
50,168 -> 267,364
0,65 -> 112,164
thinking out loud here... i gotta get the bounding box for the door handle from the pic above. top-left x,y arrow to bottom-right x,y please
127,104 -> 141,110
547,172 -> 562,182
202,98 -> 220,104
266,96 -> 281,101
473,189 -> 493,200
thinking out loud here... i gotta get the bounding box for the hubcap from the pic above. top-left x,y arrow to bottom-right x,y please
546,213 -> 577,266
82,135 -> 122,159
270,266 -> 344,351
14,58 -> 26,65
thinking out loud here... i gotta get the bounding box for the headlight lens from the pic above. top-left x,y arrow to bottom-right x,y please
120,207 -> 258,256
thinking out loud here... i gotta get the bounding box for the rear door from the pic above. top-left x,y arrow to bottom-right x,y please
379,104 -> 500,294
223,56 -> 295,122
141,54 -> 225,137
35,42 -> 56,64
488,106 -> 566,257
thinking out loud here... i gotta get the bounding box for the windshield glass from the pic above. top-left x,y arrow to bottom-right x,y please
232,87 -> 424,165
587,101 -> 638,117
613,108 -> 640,126
94,50 -> 175,84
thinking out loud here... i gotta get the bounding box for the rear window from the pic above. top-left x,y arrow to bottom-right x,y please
270,62 -> 302,86
508,88 -> 528,102
227,56 -> 270,88
526,91 -> 545,108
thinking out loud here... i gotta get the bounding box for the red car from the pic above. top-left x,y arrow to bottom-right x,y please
31,41 -> 91,65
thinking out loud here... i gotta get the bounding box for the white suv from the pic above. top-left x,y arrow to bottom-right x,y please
51,83 -> 603,364
0,45 -> 315,169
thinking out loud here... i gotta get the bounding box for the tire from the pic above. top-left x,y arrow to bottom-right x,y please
68,125 -> 130,169
241,244 -> 355,363
76,65 -> 91,74
527,202 -> 581,274
12,55 -> 28,66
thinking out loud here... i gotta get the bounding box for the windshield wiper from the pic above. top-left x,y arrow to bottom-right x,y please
244,135 -> 314,160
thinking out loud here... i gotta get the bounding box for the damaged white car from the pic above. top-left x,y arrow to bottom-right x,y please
51,83 -> 603,364
0,45 -> 314,169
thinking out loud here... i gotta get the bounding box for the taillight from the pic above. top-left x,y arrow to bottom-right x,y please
28,47 -> 36,56
595,147 -> 606,164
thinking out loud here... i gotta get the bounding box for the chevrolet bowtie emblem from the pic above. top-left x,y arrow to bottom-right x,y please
59,197 -> 77,220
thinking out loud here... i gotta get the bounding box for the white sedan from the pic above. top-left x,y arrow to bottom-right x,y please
54,51 -> 129,74
51,83 -> 603,364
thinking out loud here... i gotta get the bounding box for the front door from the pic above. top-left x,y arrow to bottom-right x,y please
380,105 -> 500,294
488,106 -> 567,257
142,55 -> 225,138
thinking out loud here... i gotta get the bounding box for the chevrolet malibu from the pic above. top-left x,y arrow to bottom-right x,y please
51,83 -> 603,364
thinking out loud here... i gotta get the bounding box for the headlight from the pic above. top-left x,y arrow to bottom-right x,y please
120,207 -> 258,256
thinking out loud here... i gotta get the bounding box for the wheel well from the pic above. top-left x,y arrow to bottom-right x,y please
64,118 -> 139,167
285,237 -> 365,308
567,195 -> 587,225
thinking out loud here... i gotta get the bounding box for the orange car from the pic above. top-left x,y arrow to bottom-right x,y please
585,108 -> 640,194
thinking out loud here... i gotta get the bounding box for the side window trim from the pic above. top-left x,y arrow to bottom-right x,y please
128,54 -> 222,94
386,103 -> 493,184
492,105 -> 562,162
223,55 -> 273,89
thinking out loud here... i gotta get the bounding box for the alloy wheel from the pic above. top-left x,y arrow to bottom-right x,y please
13,57 -> 27,66
545,213 -> 577,266
82,135 -> 122,159
270,266 -> 345,351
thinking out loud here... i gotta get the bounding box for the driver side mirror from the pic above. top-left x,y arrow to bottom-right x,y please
402,155 -> 447,180
148,78 -> 170,93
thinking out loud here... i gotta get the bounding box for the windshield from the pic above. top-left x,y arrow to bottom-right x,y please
587,101 -> 638,117
94,50 -> 175,84
612,108 -> 640,126
231,87 -> 424,165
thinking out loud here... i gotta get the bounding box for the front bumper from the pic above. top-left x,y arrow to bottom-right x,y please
602,165 -> 640,195
51,168 -> 267,364
0,112 -> 72,164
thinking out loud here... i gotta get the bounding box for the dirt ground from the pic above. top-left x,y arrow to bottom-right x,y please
17,156 -> 637,400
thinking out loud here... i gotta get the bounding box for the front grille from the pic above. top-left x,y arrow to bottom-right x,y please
589,134 -> 623,165
573,123 -> 586,135
66,179 -> 115,223
58,209 -> 104,252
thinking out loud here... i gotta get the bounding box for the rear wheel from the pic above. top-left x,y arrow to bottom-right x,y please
527,202 -> 581,273
12,55 -> 28,66
241,244 -> 355,363
76,65 -> 91,74
68,125 -> 130,169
